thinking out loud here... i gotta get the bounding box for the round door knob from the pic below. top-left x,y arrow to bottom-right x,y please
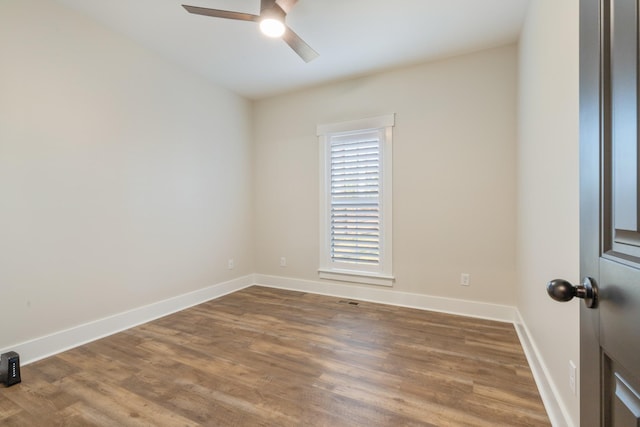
546,277 -> 598,309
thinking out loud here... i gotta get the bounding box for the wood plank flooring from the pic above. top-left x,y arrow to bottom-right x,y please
0,286 -> 550,426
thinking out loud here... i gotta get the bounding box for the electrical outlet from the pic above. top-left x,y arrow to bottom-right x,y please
228,259 -> 234,269
280,257 -> 287,267
460,273 -> 470,286
569,360 -> 577,395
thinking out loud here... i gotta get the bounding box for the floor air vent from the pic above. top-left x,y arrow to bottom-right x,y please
338,300 -> 360,306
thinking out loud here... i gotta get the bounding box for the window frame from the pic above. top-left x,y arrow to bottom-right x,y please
317,114 -> 395,287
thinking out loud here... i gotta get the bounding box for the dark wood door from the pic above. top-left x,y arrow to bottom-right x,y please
581,0 -> 640,425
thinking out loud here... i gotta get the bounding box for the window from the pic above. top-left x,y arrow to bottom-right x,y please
317,114 -> 394,286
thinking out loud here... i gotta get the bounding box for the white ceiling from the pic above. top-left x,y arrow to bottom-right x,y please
56,0 -> 530,99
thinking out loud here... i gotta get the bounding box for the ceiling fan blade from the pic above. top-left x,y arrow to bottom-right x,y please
275,0 -> 298,14
182,5 -> 260,22
283,27 -> 318,62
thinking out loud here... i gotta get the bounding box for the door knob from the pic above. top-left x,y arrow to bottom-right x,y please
546,277 -> 598,309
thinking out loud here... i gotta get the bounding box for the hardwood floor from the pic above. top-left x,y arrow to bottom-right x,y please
0,286 -> 550,426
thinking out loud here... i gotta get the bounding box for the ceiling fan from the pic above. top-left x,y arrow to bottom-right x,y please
182,0 -> 319,62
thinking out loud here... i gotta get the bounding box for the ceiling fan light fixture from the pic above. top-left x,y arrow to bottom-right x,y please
260,17 -> 286,38
183,2 -> 319,61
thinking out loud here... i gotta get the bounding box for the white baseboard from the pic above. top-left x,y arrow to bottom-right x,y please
254,274 -> 517,323
514,310 -> 574,427
3,275 -> 254,365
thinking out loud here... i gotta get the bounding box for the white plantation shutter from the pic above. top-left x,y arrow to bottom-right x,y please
330,131 -> 381,265
317,114 -> 394,287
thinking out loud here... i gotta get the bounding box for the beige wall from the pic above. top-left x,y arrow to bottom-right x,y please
517,0 -> 580,425
0,0 -> 254,350
253,45 -> 518,305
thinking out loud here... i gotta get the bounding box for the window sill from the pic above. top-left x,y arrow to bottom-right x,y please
318,269 -> 395,287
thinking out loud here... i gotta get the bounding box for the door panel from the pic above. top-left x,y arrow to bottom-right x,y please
609,0 -> 640,256
606,360 -> 640,426
599,260 -> 640,372
600,258 -> 640,426
611,0 -> 639,238
581,0 -> 640,425
613,373 -> 640,426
